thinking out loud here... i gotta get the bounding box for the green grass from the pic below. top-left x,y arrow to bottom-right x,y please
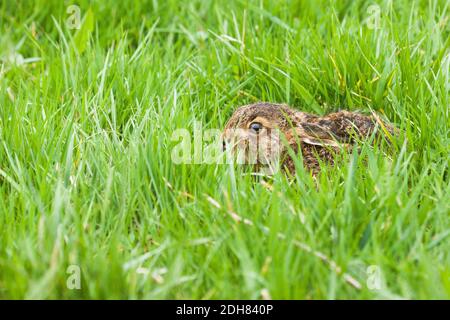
0,0 -> 449,299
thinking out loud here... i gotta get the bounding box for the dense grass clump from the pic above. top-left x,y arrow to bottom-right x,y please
0,0 -> 448,299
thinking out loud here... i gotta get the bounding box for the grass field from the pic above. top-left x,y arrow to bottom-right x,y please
0,0 -> 449,299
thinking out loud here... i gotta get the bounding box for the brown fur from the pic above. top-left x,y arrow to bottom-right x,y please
223,103 -> 395,175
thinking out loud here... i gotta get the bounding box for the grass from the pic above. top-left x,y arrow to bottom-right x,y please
0,0 -> 449,299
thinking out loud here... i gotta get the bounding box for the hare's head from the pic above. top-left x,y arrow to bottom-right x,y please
221,103 -> 308,171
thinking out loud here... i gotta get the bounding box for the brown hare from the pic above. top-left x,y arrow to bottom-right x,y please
222,103 -> 396,175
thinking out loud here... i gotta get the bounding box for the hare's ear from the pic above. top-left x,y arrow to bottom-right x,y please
290,125 -> 342,148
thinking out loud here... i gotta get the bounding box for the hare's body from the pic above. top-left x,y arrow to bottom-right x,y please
222,103 -> 395,175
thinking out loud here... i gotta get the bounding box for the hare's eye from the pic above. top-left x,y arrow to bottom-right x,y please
249,122 -> 263,133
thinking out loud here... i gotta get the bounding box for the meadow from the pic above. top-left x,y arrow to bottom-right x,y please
0,0 -> 449,299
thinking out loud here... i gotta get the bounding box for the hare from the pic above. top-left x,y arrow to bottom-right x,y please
222,103 -> 396,175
